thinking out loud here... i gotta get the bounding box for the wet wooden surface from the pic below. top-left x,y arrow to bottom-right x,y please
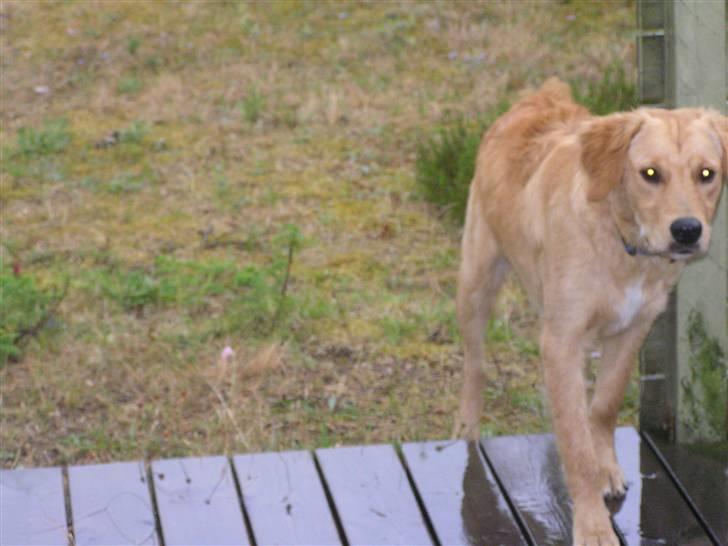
482,431 -> 572,545
151,456 -> 249,546
483,427 -> 714,546
401,439 -> 527,546
610,427 -> 710,546
3,426 -> 727,546
644,432 -> 728,546
0,467 -> 68,546
316,444 -> 433,546
233,450 -> 341,546
68,461 -> 158,546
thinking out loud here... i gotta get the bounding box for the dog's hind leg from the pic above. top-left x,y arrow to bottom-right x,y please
454,210 -> 509,441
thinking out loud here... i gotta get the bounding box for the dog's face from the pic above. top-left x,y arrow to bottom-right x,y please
582,109 -> 727,260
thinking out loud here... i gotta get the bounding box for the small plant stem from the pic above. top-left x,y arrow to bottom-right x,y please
268,240 -> 295,335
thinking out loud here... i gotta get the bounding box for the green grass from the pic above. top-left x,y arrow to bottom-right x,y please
12,119 -> 71,157
117,121 -> 149,144
239,88 -> 265,125
0,260 -> 65,365
572,62 -> 639,116
82,225 -> 310,339
414,111 -> 498,225
117,75 -> 144,94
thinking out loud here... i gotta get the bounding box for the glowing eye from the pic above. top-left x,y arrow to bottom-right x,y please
699,168 -> 715,183
640,167 -> 661,183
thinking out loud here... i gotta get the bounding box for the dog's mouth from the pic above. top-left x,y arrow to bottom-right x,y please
623,237 -> 701,261
669,242 -> 701,260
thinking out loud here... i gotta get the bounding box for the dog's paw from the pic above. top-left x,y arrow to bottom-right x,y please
599,460 -> 627,499
451,417 -> 480,441
573,505 -> 619,546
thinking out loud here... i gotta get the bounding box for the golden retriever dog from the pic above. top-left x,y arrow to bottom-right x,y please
454,79 -> 726,545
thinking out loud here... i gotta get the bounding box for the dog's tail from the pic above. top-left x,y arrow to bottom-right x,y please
537,77 -> 574,101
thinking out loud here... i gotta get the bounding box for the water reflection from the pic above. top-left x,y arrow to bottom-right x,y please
610,428 -> 709,545
402,440 -> 524,545
460,442 -> 526,545
483,434 -> 572,545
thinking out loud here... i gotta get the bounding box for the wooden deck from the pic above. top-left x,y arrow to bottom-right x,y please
1,427 -> 725,546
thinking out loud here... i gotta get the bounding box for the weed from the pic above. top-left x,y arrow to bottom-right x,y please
117,75 -> 144,94
144,55 -> 163,72
91,225 -> 308,335
415,103 -> 508,224
571,62 -> 639,115
380,315 -> 419,343
487,317 -> 514,344
239,88 -> 265,124
103,269 -> 159,312
118,121 -> 149,144
127,35 -> 141,56
0,260 -> 65,365
106,172 -> 147,193
13,119 -> 71,157
213,165 -> 231,205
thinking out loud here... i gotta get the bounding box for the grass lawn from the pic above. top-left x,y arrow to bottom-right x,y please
1,1 -> 638,467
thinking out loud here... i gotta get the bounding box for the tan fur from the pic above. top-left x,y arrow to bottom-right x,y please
455,78 -> 727,546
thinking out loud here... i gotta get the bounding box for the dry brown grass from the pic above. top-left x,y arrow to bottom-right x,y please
0,0 -> 637,467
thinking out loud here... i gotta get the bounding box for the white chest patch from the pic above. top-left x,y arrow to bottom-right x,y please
611,278 -> 645,333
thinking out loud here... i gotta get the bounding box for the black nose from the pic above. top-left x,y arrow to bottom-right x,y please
670,217 -> 702,245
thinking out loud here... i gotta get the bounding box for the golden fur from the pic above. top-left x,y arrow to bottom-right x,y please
455,78 -> 727,546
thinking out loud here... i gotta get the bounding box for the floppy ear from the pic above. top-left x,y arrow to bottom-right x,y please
580,113 -> 642,201
708,114 -> 728,182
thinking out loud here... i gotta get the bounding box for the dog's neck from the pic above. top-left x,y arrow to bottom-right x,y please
606,188 -> 647,257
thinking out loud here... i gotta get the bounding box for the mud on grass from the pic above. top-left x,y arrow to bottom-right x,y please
1,1 -> 637,467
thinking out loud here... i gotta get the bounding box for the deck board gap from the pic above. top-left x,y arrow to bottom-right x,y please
144,462 -> 166,546
477,439 -> 537,546
62,466 -> 75,546
640,431 -> 722,546
229,454 -> 259,546
312,450 -> 350,546
395,446 -> 442,546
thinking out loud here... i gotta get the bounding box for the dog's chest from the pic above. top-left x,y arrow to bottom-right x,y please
607,278 -> 646,334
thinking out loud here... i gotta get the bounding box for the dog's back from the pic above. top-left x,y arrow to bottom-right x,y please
476,78 -> 590,192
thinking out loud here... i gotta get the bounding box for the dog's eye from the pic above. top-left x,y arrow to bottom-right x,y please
699,168 -> 715,183
640,167 -> 661,184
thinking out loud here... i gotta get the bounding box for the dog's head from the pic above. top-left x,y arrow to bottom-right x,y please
581,108 -> 727,260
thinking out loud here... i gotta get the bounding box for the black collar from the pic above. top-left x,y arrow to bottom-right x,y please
621,236 -> 657,257
622,237 -> 639,256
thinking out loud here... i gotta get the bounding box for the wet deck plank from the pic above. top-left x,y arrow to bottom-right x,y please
401,439 -> 527,546
316,444 -> 433,546
610,427 -> 710,545
0,467 -> 68,546
482,427 -> 712,546
234,450 -> 341,545
482,431 -> 572,545
151,456 -> 250,546
68,461 -> 158,546
643,431 -> 728,545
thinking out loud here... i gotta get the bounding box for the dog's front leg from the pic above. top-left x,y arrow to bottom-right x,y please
541,327 -> 619,546
589,320 -> 654,499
